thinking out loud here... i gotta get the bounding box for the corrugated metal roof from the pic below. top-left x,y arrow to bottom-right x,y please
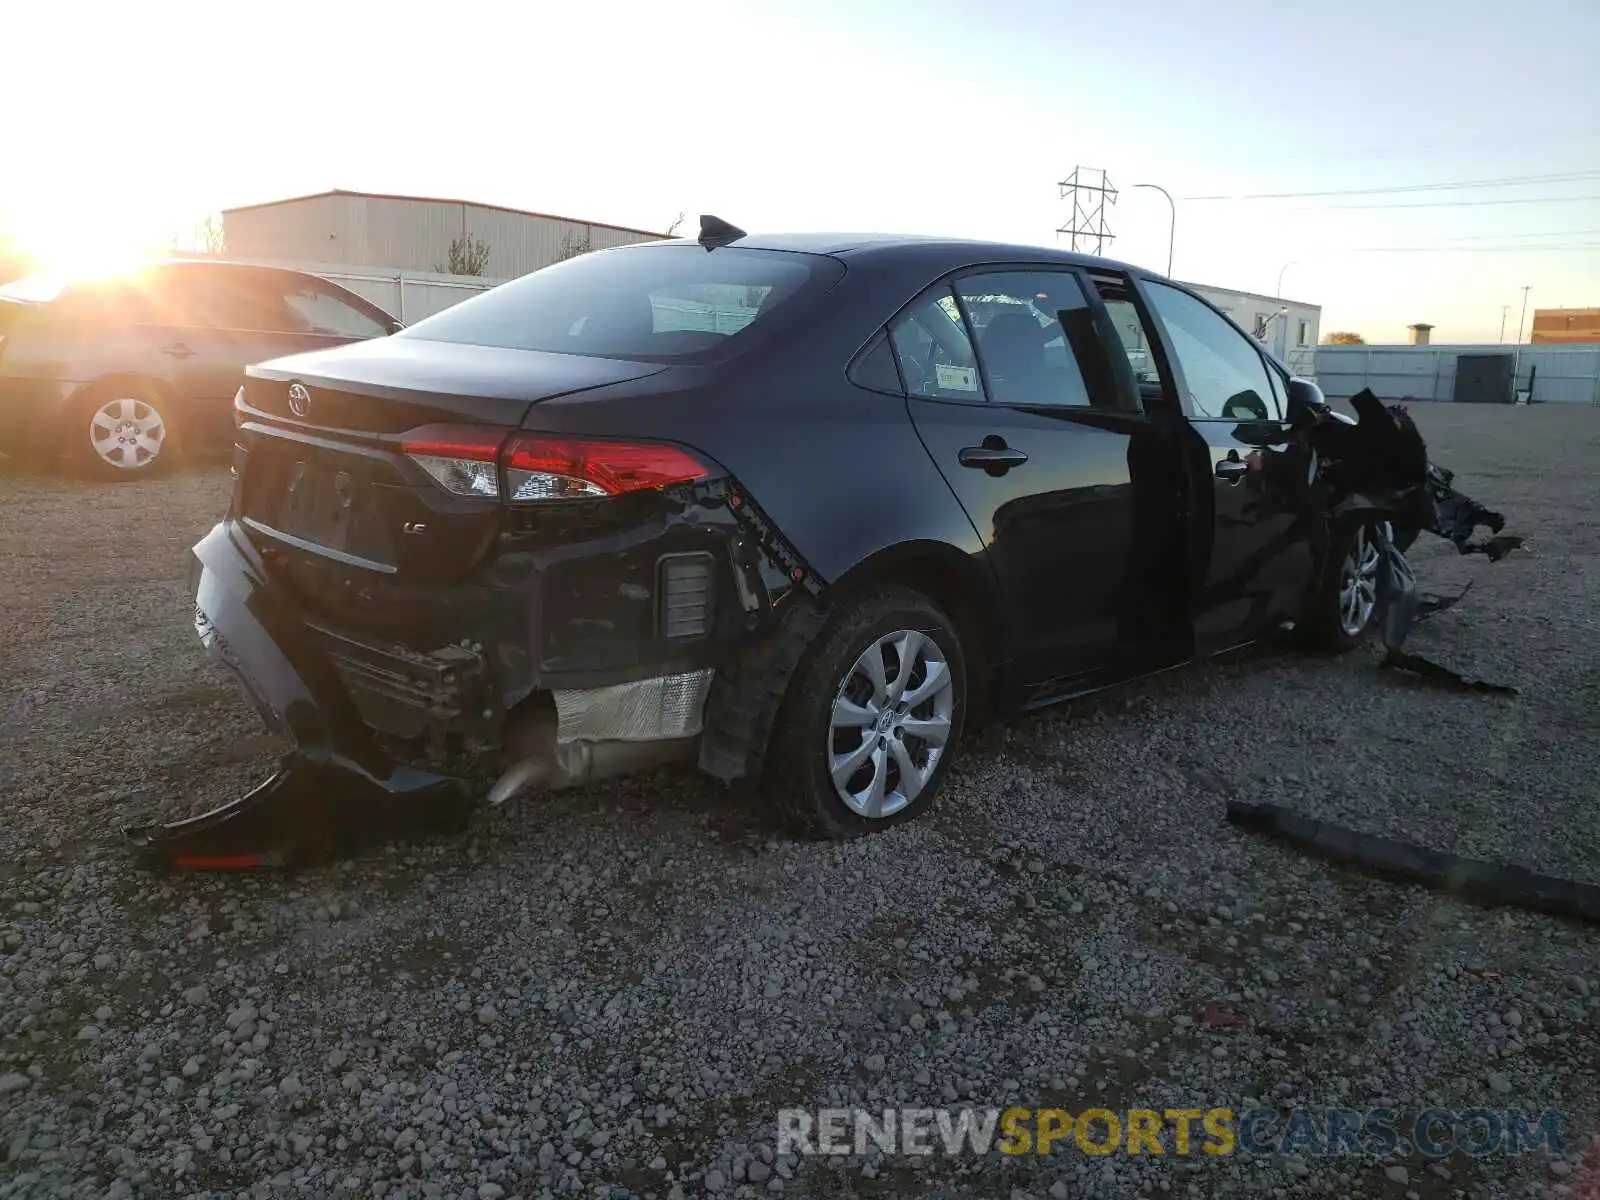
220,189 -> 667,240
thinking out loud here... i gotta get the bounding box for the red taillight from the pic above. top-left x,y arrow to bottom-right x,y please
502,435 -> 709,503
397,425 -> 710,503
400,424 -> 510,499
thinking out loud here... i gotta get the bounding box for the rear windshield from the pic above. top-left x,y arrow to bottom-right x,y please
397,245 -> 843,363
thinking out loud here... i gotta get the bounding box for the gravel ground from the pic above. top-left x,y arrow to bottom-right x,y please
1,403 -> 1597,1200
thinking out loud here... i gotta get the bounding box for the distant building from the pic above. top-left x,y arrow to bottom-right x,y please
1530,307 -> 1600,344
1181,282 -> 1321,377
220,189 -> 666,280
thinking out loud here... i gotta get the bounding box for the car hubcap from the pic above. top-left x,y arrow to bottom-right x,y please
1338,525 -> 1381,636
90,398 -> 165,469
827,629 -> 954,819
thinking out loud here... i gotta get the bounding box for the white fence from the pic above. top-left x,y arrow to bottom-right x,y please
1314,343 -> 1600,405
309,264 -> 504,324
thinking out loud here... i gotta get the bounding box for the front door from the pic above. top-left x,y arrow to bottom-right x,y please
1135,279 -> 1316,654
897,268 -> 1189,702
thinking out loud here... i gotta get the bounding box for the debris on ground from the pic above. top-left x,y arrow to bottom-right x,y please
1227,800 -> 1600,925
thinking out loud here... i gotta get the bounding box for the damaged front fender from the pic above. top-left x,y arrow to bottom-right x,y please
1304,389 -> 1521,692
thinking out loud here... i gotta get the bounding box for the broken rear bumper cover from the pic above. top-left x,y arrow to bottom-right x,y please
124,522 -> 477,866
125,521 -> 743,866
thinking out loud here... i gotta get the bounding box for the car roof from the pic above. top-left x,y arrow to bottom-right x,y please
648,231 -> 1156,279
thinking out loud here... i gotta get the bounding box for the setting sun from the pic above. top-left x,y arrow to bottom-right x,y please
4,202 -> 171,283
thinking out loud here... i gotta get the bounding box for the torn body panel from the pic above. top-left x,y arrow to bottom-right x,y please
131,461 -> 824,863
1302,388 -> 1520,691
124,523 -> 472,867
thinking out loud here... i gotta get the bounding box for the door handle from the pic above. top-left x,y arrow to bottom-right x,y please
161,342 -> 195,359
1214,455 -> 1251,482
958,438 -> 1029,473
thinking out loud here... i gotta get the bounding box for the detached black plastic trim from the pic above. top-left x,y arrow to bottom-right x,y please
1227,801 -> 1600,925
125,756 -> 471,869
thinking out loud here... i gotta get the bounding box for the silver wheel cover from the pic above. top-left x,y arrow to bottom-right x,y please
1338,524 -> 1382,636
827,629 -> 955,819
89,397 -> 166,469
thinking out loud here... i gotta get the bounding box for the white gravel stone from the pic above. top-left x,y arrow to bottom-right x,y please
0,407 -> 1597,1200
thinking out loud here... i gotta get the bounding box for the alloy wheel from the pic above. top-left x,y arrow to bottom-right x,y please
827,629 -> 954,819
89,398 -> 166,470
1338,524 -> 1381,636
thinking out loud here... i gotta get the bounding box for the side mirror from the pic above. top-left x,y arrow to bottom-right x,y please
1285,376 -> 1326,430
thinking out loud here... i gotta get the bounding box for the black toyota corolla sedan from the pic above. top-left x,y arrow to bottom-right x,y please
143,217 -> 1392,862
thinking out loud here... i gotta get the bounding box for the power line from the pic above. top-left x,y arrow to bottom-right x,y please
1444,229 -> 1600,241
1182,169 -> 1600,202
1308,194 -> 1600,211
1341,244 -> 1600,253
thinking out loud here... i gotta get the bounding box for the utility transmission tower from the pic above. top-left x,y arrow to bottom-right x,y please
1057,167 -> 1118,256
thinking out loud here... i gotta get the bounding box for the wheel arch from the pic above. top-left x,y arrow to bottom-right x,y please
824,538 -> 1006,724
698,537 -> 1006,785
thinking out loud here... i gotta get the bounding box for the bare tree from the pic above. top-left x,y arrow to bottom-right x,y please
664,211 -> 687,237
434,234 -> 491,276
555,232 -> 593,262
198,214 -> 226,255
169,214 -> 227,256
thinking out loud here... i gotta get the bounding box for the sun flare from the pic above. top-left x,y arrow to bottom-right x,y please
6,207 -> 170,284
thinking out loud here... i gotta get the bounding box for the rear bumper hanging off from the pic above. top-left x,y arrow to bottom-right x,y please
123,522 -> 472,868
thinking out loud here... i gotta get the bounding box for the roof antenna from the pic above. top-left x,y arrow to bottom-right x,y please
698,214 -> 747,250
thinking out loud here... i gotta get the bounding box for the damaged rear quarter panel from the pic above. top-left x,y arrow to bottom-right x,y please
503,316 -> 1000,781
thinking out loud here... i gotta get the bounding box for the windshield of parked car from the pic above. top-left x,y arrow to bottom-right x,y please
396,245 -> 842,363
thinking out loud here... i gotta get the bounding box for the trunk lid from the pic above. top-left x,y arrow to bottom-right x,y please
244,336 -> 669,432
236,338 -> 669,594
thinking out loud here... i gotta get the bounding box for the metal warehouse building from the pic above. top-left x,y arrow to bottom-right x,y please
221,190 -> 665,281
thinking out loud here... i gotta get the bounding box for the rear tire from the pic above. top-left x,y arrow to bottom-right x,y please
71,382 -> 177,480
1299,519 -> 1384,652
766,586 -> 967,838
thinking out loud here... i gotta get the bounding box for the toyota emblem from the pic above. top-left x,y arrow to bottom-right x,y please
287,383 -> 311,418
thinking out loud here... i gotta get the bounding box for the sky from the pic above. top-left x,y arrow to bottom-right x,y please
4,0 -> 1597,343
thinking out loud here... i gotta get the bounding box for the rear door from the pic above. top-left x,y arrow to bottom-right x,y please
1134,279 -> 1316,654
898,267 -> 1190,703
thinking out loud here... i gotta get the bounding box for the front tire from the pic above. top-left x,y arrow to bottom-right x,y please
1300,519 -> 1384,652
72,383 -> 175,480
766,586 -> 967,838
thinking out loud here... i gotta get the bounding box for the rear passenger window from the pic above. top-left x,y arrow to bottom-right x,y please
889,286 -> 984,402
193,270 -> 296,331
955,271 -> 1097,408
281,280 -> 390,338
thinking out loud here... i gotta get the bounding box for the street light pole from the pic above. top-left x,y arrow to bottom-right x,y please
1132,183 -> 1175,278
1499,305 -> 1509,343
1276,261 -> 1295,297
1516,285 -> 1532,343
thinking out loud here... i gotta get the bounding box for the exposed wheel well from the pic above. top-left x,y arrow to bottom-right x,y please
826,542 -> 1003,725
